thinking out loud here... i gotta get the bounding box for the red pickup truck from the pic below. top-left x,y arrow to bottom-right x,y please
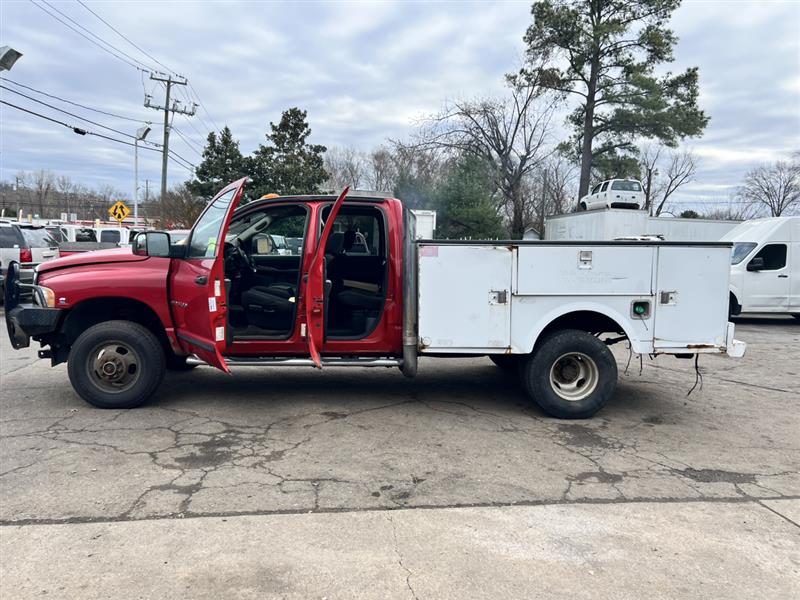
5,178 -> 745,418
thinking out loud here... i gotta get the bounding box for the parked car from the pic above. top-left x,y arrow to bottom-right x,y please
578,179 -> 645,211
722,216 -> 799,318
0,222 -> 60,298
5,179 -> 745,419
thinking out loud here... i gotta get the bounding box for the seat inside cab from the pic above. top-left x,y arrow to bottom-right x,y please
322,204 -> 388,339
223,204 -> 308,340
221,202 -> 387,341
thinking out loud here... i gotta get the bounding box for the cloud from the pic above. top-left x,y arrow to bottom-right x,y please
0,0 -> 798,200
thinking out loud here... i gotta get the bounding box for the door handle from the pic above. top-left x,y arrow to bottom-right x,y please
778,274 -> 788,278
195,275 -> 208,285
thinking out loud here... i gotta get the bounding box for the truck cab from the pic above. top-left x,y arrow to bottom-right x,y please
5,179 -> 745,419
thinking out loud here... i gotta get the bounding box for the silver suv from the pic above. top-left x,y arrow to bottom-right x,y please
1,222 -> 60,297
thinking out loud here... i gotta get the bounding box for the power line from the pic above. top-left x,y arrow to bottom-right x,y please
1,83 -> 143,140
1,99 -> 195,174
75,0 -> 176,76
72,0 -> 221,133
1,77 -> 147,124
172,126 -> 204,156
28,0 -> 151,73
188,82 -> 220,131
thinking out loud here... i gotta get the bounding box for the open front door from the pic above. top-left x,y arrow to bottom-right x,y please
305,187 -> 350,367
169,178 -> 247,372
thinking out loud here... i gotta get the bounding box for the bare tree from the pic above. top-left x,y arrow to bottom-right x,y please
365,146 -> 397,192
55,175 -> 74,218
30,170 -> 54,218
738,158 -> 800,217
414,80 -> 556,238
158,184 -> 206,228
637,145 -> 698,216
324,146 -> 366,190
524,155 -> 578,236
638,144 -> 663,213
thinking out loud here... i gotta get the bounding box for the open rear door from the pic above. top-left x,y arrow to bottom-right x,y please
169,178 -> 247,372
305,187 -> 349,367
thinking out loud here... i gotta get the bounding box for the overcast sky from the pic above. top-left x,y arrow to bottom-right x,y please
1,0 -> 798,212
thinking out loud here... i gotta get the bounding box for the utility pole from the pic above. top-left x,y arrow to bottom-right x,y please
144,72 -> 196,202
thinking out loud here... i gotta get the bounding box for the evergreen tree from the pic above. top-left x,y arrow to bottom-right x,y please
517,0 -> 708,199
249,108 -> 328,197
435,156 -> 506,239
187,126 -> 247,199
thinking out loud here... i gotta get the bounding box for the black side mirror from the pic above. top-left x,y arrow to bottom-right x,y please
133,231 -> 171,258
746,257 -> 765,272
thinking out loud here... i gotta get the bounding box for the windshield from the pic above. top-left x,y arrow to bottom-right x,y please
611,181 -> 642,192
731,242 -> 757,265
20,228 -> 57,248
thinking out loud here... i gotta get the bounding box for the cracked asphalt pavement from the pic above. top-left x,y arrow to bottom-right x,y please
1,316 -> 799,598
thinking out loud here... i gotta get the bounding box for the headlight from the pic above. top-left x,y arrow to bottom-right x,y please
35,286 -> 56,307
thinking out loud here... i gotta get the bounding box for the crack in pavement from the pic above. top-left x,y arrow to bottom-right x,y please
387,513 -> 419,600
1,494 -> 797,527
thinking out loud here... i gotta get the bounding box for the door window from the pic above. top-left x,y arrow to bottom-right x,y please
591,184 -> 601,194
751,244 -> 787,270
601,182 -> 609,192
188,189 -> 236,258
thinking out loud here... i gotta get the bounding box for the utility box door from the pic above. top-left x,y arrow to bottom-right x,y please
654,246 -> 731,347
417,244 -> 512,351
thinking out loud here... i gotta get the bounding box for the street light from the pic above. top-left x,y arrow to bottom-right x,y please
0,46 -> 23,71
134,124 -> 151,228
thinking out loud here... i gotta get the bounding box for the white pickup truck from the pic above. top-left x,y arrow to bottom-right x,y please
6,182 -> 746,418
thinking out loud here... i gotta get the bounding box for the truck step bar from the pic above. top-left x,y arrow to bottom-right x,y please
187,356 -> 404,368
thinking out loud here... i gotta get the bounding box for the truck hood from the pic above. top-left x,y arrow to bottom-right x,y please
36,247 -> 147,273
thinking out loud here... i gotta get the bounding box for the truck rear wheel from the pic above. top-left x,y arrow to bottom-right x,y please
67,320 -> 165,409
522,329 -> 617,419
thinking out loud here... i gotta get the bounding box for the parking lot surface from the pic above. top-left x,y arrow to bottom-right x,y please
1,316 -> 799,598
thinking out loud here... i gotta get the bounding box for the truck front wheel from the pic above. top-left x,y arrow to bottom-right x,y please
522,329 -> 617,419
67,320 -> 166,409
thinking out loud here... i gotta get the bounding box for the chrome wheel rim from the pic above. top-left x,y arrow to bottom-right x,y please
87,341 -> 141,393
549,352 -> 599,402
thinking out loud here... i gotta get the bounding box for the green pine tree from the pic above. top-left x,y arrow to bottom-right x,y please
187,126 -> 247,199
517,0 -> 708,198
435,156 -> 506,239
249,108 -> 328,197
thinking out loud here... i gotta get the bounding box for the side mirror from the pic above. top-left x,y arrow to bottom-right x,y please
133,231 -> 171,258
746,257 -> 765,272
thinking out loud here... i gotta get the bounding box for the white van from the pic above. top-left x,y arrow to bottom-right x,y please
578,179 -> 645,211
721,216 -> 799,318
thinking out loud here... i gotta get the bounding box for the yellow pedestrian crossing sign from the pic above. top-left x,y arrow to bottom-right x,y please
108,201 -> 130,223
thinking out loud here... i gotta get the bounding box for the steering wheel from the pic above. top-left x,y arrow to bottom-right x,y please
234,239 -> 255,272
223,240 -> 253,276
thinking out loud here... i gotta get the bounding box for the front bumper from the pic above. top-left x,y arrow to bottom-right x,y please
6,303 -> 61,349
4,261 -> 61,349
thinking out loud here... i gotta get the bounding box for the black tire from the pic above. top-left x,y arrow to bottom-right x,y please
577,202 -> 587,212
67,320 -> 165,409
521,329 -> 617,419
165,353 -> 197,371
489,355 -> 520,372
